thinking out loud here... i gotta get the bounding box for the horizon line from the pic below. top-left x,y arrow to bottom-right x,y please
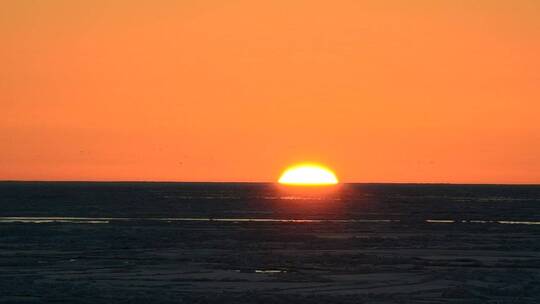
0,180 -> 539,186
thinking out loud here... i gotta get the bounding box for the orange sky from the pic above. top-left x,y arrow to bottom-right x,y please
1,0 -> 539,183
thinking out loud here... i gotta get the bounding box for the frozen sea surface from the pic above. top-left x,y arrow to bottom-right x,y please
1,182 -> 540,303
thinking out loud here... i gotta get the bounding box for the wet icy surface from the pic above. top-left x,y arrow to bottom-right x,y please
1,182 -> 540,303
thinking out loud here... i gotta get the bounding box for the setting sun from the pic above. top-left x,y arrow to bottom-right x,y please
278,164 -> 339,185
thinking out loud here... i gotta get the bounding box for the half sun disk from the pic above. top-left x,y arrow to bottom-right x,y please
278,164 -> 339,185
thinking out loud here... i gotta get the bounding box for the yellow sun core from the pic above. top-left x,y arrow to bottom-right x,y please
278,164 -> 339,186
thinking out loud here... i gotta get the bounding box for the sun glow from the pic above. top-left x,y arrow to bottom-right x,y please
278,164 -> 339,185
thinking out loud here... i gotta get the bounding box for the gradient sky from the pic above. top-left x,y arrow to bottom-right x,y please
1,0 -> 539,183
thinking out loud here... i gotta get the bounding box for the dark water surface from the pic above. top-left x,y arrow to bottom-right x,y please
1,182 -> 540,303
2,182 -> 540,221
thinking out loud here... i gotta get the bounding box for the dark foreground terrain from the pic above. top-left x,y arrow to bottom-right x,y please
1,182 -> 540,303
